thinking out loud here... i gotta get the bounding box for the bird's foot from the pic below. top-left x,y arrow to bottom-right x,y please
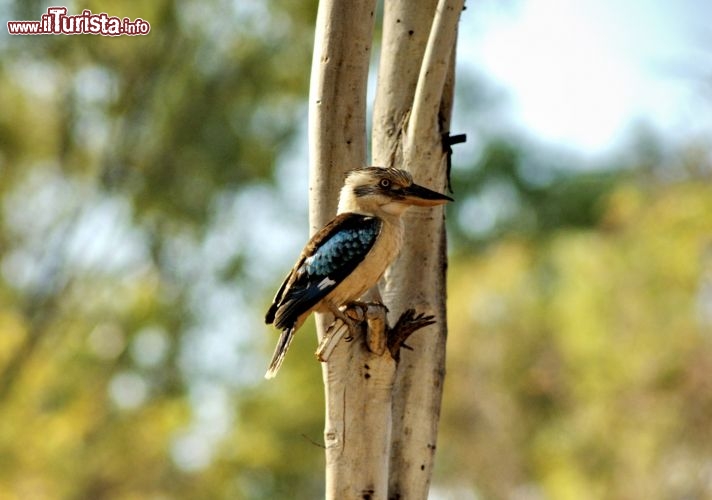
341,303 -> 374,342
317,302 -> 428,362
315,306 -> 437,363
342,301 -> 389,349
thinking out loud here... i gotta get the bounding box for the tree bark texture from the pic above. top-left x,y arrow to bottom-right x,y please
308,2 -> 390,499
374,2 -> 463,497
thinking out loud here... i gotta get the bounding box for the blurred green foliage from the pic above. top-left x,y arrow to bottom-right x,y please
1,0 -> 323,498
449,137 -> 620,250
1,1 -> 712,499
440,180 -> 712,499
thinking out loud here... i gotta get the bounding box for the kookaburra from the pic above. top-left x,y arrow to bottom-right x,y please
264,167 -> 452,378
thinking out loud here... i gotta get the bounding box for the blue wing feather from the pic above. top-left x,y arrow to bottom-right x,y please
266,213 -> 382,330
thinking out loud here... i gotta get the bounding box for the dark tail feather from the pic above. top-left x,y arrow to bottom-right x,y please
264,327 -> 296,379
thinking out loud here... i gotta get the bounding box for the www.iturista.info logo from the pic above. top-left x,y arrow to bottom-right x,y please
7,6 -> 150,36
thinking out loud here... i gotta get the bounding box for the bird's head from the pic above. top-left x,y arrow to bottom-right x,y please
337,167 -> 453,216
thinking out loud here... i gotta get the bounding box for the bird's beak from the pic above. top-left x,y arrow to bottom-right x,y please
402,183 -> 454,207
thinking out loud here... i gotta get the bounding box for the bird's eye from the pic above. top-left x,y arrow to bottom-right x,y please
379,179 -> 391,189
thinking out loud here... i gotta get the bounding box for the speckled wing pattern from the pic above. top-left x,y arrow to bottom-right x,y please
265,213 -> 383,330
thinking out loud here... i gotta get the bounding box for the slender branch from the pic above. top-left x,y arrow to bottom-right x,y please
405,0 -> 465,159
387,309 -> 436,360
307,2 -> 396,499
372,0 -> 464,498
372,0 -> 440,169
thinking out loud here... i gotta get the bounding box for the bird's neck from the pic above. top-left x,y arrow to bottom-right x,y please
337,187 -> 404,226
336,185 -> 359,215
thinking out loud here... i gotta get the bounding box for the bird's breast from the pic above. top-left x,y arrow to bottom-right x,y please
322,218 -> 403,307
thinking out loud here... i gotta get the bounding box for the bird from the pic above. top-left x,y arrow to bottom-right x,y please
264,167 -> 453,379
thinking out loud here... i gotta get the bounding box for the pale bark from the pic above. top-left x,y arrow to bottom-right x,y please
308,0 -> 376,228
308,1 -> 391,499
309,0 -> 463,497
373,0 -> 464,498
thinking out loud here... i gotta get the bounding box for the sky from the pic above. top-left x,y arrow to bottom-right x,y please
456,0 -> 712,155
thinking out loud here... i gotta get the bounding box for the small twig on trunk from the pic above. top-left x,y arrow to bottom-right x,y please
387,309 -> 436,361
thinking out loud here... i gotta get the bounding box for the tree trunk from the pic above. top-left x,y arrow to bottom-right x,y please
308,1 -> 390,499
374,2 -> 463,497
308,0 -> 463,498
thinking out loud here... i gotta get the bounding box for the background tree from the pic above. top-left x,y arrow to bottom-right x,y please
0,1 -> 324,497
